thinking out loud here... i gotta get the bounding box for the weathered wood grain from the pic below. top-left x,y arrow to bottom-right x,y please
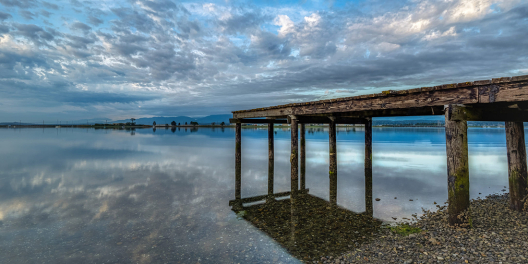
505,122 -> 528,211
329,118 -> 337,205
445,105 -> 470,227
268,123 -> 274,197
290,117 -> 299,195
231,78 -> 528,119
300,123 -> 306,191
234,123 -> 242,209
365,117 -> 373,217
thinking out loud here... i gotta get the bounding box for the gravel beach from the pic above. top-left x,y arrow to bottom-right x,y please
317,193 -> 528,264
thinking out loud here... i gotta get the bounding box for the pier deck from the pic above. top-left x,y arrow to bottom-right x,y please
230,75 -> 528,226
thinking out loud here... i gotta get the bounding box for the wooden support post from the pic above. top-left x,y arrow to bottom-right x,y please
290,116 -> 299,196
234,122 -> 242,209
505,122 -> 528,211
329,117 -> 337,204
365,118 -> 373,217
445,105 -> 470,226
300,123 -> 306,190
268,122 -> 275,199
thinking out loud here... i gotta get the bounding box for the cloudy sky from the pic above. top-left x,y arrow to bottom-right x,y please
0,0 -> 527,122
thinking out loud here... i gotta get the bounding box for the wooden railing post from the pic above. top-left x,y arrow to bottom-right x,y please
505,121 -> 528,211
329,117 -> 337,204
445,105 -> 470,226
365,117 -> 373,217
268,122 -> 274,198
290,116 -> 299,196
300,123 -> 306,190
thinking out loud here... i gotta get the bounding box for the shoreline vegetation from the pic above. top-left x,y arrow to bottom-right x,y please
319,193 -> 527,264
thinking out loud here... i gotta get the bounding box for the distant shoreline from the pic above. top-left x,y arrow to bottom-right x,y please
0,124 -> 506,128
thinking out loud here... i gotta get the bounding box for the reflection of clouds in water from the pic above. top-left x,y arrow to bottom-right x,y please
0,127 -> 520,263
0,128 -> 296,263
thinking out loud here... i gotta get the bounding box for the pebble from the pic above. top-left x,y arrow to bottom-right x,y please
318,193 -> 528,264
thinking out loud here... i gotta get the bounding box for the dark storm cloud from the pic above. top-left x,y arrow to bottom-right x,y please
13,23 -> 55,45
0,11 -> 11,21
19,10 -> 37,20
0,0 -> 37,8
87,15 -> 103,26
70,21 -> 91,34
40,10 -> 52,18
217,9 -> 270,35
41,1 -> 59,10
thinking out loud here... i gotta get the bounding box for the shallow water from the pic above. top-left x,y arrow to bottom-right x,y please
0,126 -> 523,263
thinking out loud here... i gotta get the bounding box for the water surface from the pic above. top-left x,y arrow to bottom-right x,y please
0,126 -> 522,263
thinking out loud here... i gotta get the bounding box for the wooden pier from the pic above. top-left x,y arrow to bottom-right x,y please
230,75 -> 528,227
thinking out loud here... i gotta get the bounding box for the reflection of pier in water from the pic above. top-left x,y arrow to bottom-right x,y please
229,189 -> 381,261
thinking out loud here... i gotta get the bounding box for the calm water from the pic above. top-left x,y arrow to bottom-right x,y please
0,126 -> 523,263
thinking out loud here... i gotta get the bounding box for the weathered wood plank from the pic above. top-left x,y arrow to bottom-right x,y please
234,122 -> 242,209
365,117 -> 373,217
300,123 -> 306,191
232,80 -> 528,119
447,103 -> 528,122
268,123 -> 274,197
505,122 -> 528,211
290,116 -> 299,195
329,118 -> 337,205
230,118 -> 288,124
445,105 -> 470,227
228,189 -> 310,206
292,88 -> 478,116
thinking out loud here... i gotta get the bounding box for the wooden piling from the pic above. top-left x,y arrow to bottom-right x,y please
365,118 -> 373,216
235,122 -> 242,199
268,123 -> 274,196
329,118 -> 337,204
300,123 -> 306,190
290,116 -> 299,195
445,105 -> 470,226
505,121 -> 528,211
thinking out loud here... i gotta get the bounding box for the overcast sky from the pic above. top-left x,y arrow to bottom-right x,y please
0,0 -> 527,122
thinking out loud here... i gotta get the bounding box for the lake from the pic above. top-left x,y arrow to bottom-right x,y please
0,126 -> 522,263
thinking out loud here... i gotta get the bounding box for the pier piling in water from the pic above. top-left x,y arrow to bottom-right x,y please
268,122 -> 274,198
365,118 -> 373,217
234,122 -> 242,209
445,105 -> 470,226
300,123 -> 306,191
290,116 -> 299,196
329,117 -> 337,205
505,121 -> 528,211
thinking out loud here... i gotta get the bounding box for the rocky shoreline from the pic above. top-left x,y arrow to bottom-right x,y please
317,193 -> 528,264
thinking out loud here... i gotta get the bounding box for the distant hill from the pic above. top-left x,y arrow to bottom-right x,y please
112,114 -> 232,125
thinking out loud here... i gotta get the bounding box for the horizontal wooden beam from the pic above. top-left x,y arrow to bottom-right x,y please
294,116 -> 367,124
228,189 -> 310,206
229,118 -> 288,124
232,79 -> 528,119
448,103 -> 528,122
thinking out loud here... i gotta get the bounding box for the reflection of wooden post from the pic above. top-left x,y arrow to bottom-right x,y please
505,121 -> 528,211
290,116 -> 299,195
300,123 -> 306,190
329,117 -> 337,204
445,105 -> 470,226
365,118 -> 373,217
235,122 -> 242,200
290,194 -> 298,247
268,122 -> 274,198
